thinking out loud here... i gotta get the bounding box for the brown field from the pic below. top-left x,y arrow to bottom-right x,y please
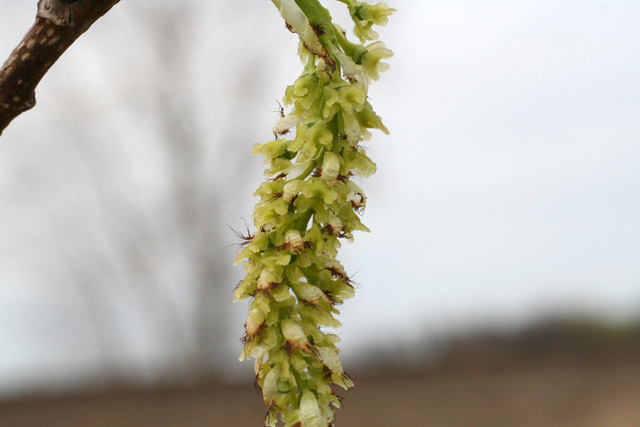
1,321 -> 639,426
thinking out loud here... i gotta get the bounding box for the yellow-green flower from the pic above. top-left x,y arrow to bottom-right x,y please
237,1 -> 393,425
362,41 -> 394,81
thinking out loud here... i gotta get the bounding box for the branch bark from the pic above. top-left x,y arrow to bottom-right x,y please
0,0 -> 122,136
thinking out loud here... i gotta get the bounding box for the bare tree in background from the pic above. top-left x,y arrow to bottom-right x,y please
0,1 -> 275,386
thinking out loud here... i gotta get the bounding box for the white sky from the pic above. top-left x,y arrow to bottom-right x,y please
338,0 -> 640,350
0,0 -> 639,394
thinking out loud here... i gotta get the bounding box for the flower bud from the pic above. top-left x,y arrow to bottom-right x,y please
285,230 -> 305,252
258,269 -> 277,291
321,152 -> 340,181
262,368 -> 279,405
281,319 -> 309,352
246,308 -> 265,337
300,391 -> 326,427
282,181 -> 299,203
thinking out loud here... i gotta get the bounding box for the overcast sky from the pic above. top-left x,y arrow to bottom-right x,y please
1,0 -> 639,395
339,0 -> 640,348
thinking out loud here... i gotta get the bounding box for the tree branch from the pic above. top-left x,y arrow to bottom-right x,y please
0,0 -> 121,136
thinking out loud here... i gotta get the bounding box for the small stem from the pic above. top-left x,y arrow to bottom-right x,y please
334,24 -> 367,64
294,0 -> 341,68
326,115 -> 340,151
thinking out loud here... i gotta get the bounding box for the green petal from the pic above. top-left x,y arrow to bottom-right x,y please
300,391 -> 326,427
321,152 -> 341,181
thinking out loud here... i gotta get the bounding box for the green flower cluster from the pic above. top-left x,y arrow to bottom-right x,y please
234,1 -> 393,425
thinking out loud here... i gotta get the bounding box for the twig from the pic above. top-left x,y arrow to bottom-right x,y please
0,0 -> 122,136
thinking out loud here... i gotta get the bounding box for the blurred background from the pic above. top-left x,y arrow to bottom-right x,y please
1,1 -> 639,426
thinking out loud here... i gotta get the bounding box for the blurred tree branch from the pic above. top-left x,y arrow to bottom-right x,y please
0,0 -> 121,135
0,1 -> 263,383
